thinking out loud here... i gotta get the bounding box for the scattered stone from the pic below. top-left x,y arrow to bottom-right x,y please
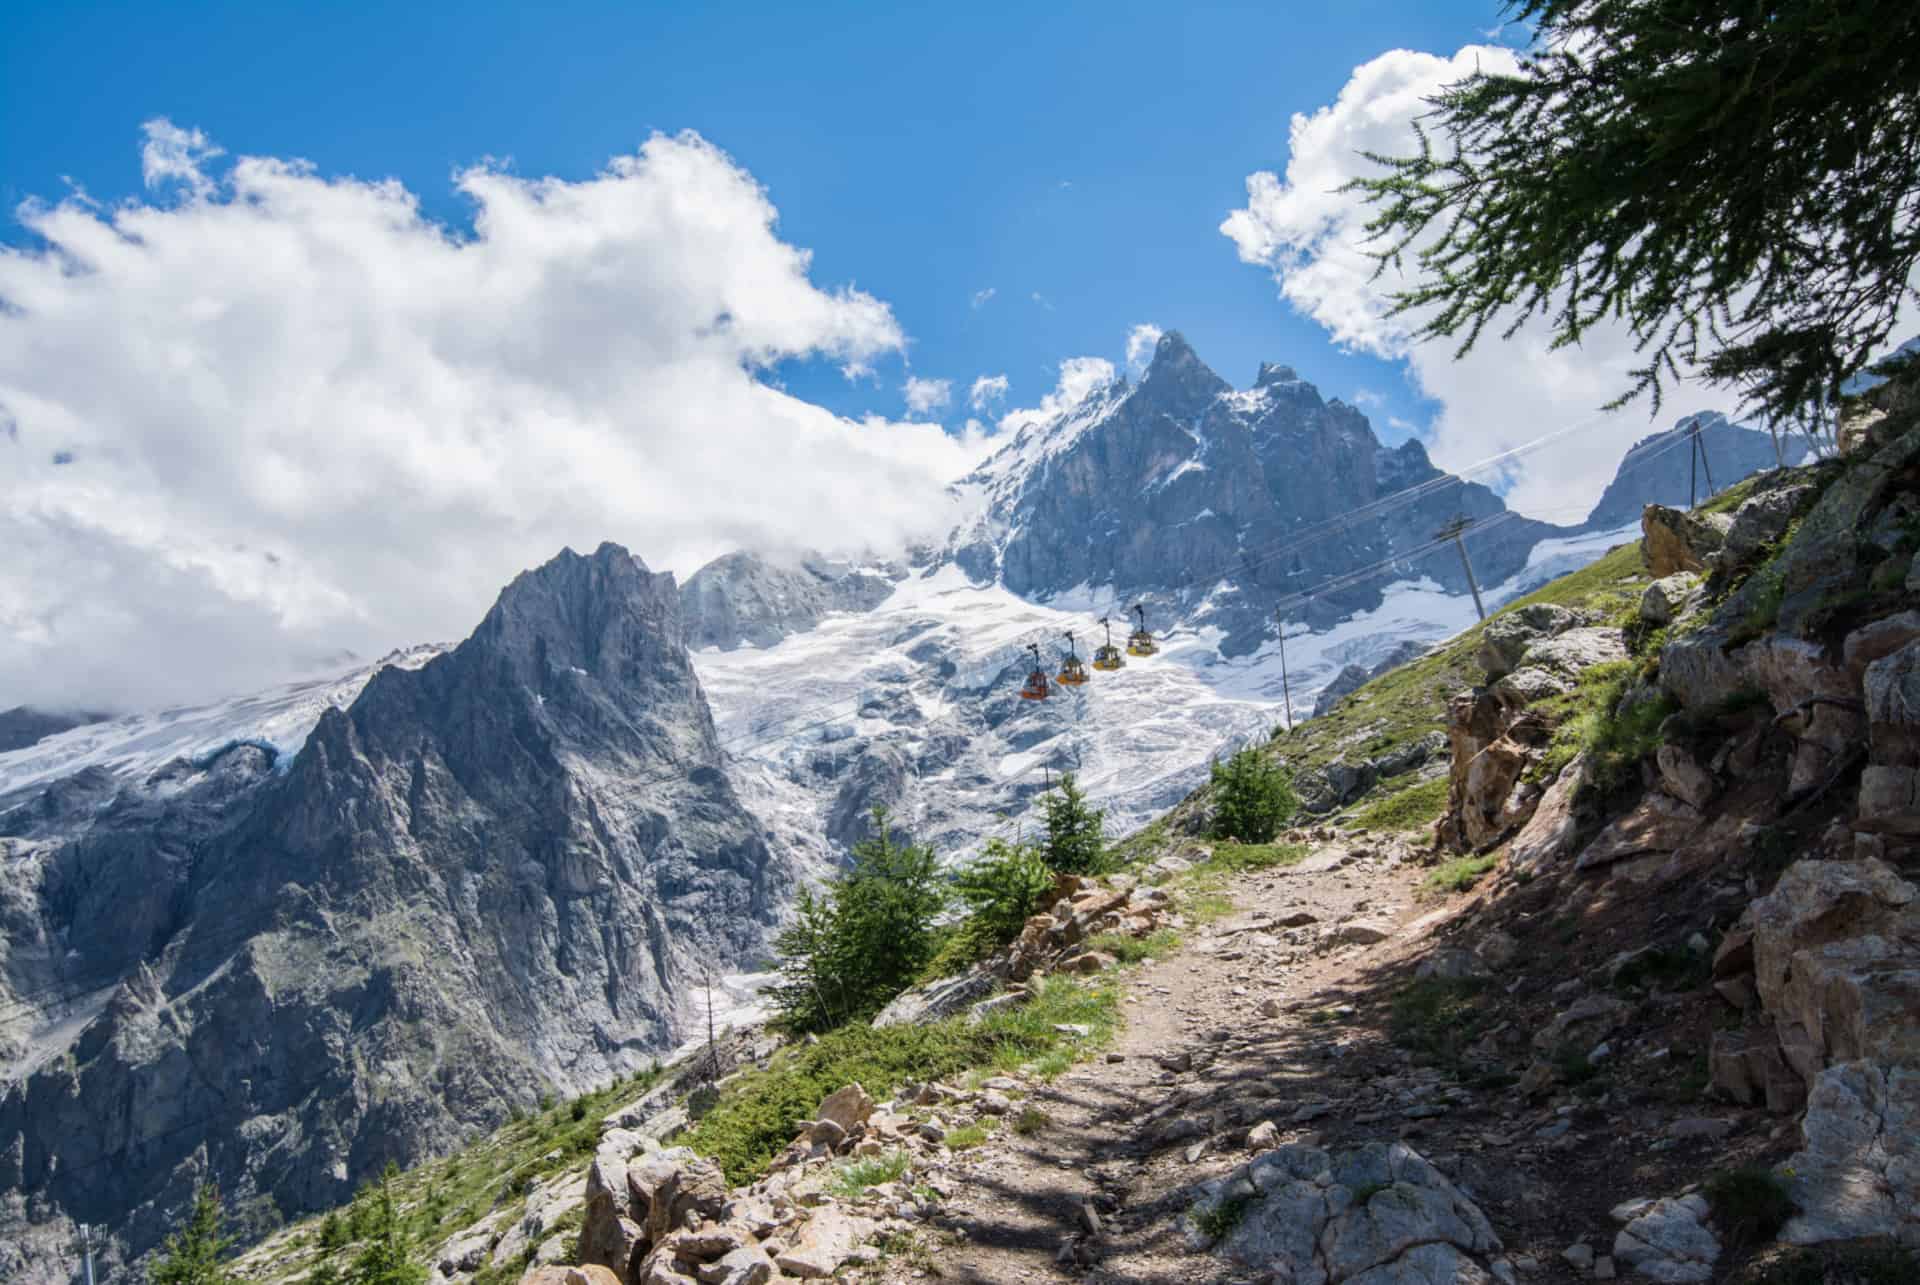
1563,1243 -> 1596,1271
1246,1121 -> 1279,1150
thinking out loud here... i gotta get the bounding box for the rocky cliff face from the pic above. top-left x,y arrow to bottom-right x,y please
680,553 -> 901,651
0,544 -> 788,1282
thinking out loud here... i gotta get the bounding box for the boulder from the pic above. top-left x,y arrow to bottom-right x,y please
1654,743 -> 1718,811
813,1083 -> 876,1134
1842,612 -> 1920,682
1719,482 -> 1815,574
1659,628 -> 1744,713
773,1208 -> 877,1279
1866,639 -> 1920,765
628,1150 -> 730,1247
1519,627 -> 1629,677
1574,793 -> 1703,871
1782,1062 -> 1920,1246
1477,606 -> 1577,679
1314,664 -> 1373,718
872,968 -> 998,1028
1640,573 -> 1701,628
1748,858 -> 1920,1088
1707,1029 -> 1805,1113
1739,635 -> 1866,795
1610,1193 -> 1720,1284
518,1269 -> 624,1285
1490,666 -> 1572,709
1858,766 -> 1920,836
1203,1141 -> 1500,1282
1507,759 -> 1585,872
1643,505 -> 1729,577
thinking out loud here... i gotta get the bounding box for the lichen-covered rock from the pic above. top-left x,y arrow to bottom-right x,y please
1640,573 -> 1701,627
1718,482 -> 1815,575
1476,605 -> 1579,679
1518,626 -> 1628,677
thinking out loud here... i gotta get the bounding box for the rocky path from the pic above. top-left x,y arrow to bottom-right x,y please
874,842 -> 1445,1284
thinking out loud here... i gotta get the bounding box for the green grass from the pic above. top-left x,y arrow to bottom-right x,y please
1191,1195 -> 1252,1242
1531,657 -> 1676,799
1208,841 -> 1311,872
828,1150 -> 913,1199
1389,978 -> 1489,1065
945,1123 -> 991,1150
1421,853 -> 1500,896
1012,1106 -> 1052,1135
682,975 -> 1118,1184
1349,776 -> 1450,834
1087,927 -> 1181,964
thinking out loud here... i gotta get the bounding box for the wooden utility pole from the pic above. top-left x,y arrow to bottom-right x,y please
1273,606 -> 1296,732
1435,517 -> 1486,621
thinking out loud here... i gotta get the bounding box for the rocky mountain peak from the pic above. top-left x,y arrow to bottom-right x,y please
1254,360 -> 1302,388
1137,329 -> 1230,411
469,541 -> 677,679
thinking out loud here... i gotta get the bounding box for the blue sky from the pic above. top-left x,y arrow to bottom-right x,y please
2,0 -> 1516,436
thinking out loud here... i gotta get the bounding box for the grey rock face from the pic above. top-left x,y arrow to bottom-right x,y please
946,331 -> 1560,654
0,543 -> 788,1278
680,552 -> 899,651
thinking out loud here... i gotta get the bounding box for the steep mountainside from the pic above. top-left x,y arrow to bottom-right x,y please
1580,411 -> 1810,530
0,544 -> 788,1283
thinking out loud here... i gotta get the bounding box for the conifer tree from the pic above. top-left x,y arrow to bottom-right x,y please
1041,773 -> 1107,875
345,1164 -> 425,1285
150,1184 -> 237,1285
771,807 -> 948,1032
1352,0 -> 1920,431
1209,748 -> 1297,844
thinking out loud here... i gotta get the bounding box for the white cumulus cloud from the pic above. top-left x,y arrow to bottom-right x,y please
1222,44 -> 1720,517
1124,323 -> 1164,372
995,357 -> 1116,437
0,123 -> 987,712
970,287 -> 996,309
968,374 -> 1009,411
902,376 -> 953,415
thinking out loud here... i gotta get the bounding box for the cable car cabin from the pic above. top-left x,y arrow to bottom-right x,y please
1018,642 -> 1051,700
1126,604 -> 1159,657
1092,616 -> 1126,670
1056,654 -> 1090,686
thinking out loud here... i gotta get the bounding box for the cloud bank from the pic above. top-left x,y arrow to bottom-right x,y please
0,124 -> 990,712
1222,45 -> 1722,519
